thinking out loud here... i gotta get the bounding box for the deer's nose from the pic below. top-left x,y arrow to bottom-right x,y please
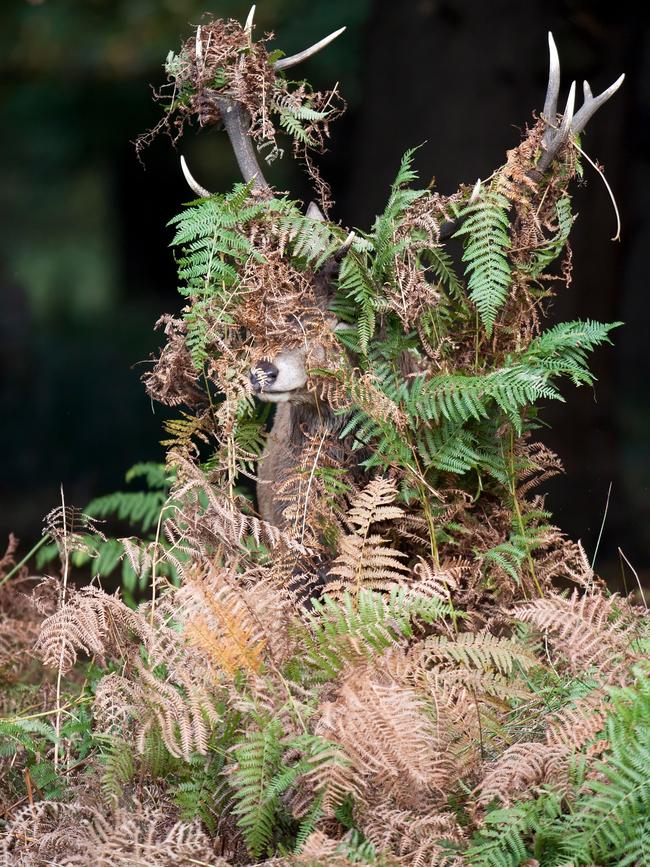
250,361 -> 279,392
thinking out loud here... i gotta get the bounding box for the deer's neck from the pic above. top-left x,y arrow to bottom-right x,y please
257,400 -> 343,527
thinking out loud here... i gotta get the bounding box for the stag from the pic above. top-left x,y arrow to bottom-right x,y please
180,10 -> 624,529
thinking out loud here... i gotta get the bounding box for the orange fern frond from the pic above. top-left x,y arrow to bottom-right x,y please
185,600 -> 265,679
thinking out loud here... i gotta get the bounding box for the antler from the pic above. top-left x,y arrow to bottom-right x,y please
535,32 -> 624,175
273,26 -> 347,71
437,35 -> 623,238
180,7 -> 345,197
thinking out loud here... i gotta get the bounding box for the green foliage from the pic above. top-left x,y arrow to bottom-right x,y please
231,717 -> 285,858
303,588 -> 453,680
170,712 -> 239,833
561,671 -> 650,864
99,735 -> 136,803
0,717 -> 57,759
4,23 -> 631,867
0,697 -> 96,802
336,149 -> 426,352
454,190 -> 512,336
169,183 -> 267,368
463,670 -> 650,866
36,462 -> 176,602
273,95 -> 330,147
522,319 -> 621,386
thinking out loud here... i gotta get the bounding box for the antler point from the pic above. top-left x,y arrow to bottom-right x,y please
274,25 -> 347,71
244,5 -> 256,35
180,155 -> 212,198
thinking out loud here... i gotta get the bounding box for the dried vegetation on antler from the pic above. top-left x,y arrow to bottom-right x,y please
3,11 -> 648,867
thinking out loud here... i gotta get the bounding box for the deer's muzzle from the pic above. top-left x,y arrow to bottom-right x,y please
250,361 -> 279,393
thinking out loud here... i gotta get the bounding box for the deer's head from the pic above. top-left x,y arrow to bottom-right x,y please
248,230 -> 354,404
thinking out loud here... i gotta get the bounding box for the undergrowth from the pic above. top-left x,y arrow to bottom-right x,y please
1,11 -> 646,867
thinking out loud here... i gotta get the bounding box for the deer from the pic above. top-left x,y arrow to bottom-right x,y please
179,8 -> 624,530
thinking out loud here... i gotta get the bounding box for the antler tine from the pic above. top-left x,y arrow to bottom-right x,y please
536,34 -> 624,177
537,80 -> 576,174
195,25 -> 203,62
180,156 -> 212,198
274,26 -> 346,71
192,19 -> 346,194
244,5 -> 256,36
336,231 -> 356,258
542,32 -> 561,149
572,73 -> 625,135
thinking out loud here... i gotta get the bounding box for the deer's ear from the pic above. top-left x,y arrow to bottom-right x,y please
306,201 -> 325,221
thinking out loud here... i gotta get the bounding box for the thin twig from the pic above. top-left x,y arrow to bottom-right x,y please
618,547 -> 647,609
53,486 -> 70,772
299,430 -> 327,546
571,139 -> 621,241
591,481 -> 612,570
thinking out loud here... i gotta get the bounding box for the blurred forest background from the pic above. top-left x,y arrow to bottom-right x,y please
1,0 -> 649,588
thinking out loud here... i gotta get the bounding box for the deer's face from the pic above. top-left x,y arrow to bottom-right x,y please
247,230 -> 355,403
249,318 -> 341,403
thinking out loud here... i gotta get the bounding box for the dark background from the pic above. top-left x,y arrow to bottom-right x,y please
1,0 -> 648,588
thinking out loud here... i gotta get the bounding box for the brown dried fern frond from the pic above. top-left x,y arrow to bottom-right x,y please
0,543 -> 53,682
179,565 -> 270,678
346,478 -> 404,537
346,372 -> 409,432
418,631 -> 539,679
0,533 -> 20,580
1,798 -> 228,866
545,692 -> 610,751
34,586 -> 149,673
327,478 -> 409,596
316,662 -> 455,810
327,533 -> 409,597
515,440 -> 564,498
476,741 -> 572,808
285,830 -> 383,866
533,533 -> 602,592
143,315 -> 205,408
515,589 -> 643,682
43,504 -> 107,563
236,246 -> 334,350
363,805 -> 467,867
409,557 -> 460,602
168,452 -> 305,556
94,655 -> 222,761
161,410 -> 211,458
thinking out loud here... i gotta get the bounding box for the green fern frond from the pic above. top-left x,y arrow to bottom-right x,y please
304,588 -> 451,679
0,717 -> 57,758
338,253 -> 377,352
561,671 -> 650,863
408,365 -> 559,434
422,632 -> 538,677
371,148 -> 425,282
425,245 -> 465,303
454,190 -> 512,335
522,319 -> 622,386
99,735 -> 136,803
231,718 -> 284,859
